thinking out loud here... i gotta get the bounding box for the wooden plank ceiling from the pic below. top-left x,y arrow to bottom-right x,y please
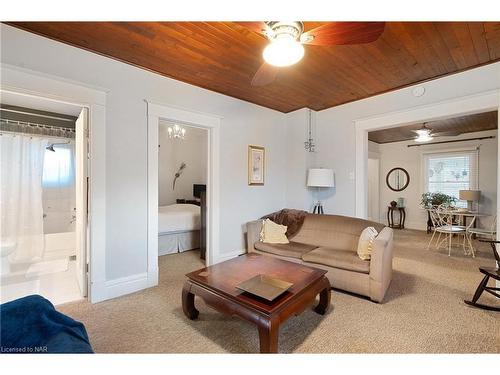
368,111 -> 498,144
7,22 -> 500,113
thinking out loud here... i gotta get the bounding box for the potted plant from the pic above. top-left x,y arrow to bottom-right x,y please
420,192 -> 457,208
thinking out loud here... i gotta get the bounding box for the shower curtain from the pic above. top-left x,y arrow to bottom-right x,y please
1,134 -> 48,263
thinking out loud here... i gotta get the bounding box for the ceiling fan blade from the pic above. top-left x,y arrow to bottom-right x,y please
251,63 -> 279,86
301,22 -> 385,46
432,131 -> 462,137
234,22 -> 268,36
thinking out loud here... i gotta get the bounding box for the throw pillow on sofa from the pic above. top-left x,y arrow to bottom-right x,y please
260,218 -> 289,244
357,226 -> 378,260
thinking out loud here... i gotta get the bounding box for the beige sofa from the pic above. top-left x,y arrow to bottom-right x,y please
246,214 -> 394,303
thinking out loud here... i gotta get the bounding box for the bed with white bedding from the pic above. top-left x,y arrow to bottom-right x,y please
158,204 -> 201,255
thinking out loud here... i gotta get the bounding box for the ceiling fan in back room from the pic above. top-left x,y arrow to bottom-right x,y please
412,123 -> 462,143
235,21 -> 386,86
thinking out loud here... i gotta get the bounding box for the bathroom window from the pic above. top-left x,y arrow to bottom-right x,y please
42,146 -> 75,188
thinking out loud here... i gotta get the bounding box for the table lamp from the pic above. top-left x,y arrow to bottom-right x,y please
307,168 -> 335,214
459,190 -> 481,211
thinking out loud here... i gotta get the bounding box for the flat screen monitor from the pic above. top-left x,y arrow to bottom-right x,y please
193,184 -> 206,198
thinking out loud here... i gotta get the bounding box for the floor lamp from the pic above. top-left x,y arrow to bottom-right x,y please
307,168 -> 335,214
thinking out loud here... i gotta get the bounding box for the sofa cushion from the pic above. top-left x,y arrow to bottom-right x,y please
290,214 -> 385,251
260,218 -> 289,244
254,241 -> 318,259
357,226 -> 378,260
301,247 -> 370,274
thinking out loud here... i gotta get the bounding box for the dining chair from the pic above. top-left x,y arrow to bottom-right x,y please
426,208 -> 443,250
466,215 -> 497,258
434,204 -> 467,256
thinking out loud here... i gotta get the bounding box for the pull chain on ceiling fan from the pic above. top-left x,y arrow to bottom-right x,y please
235,21 -> 386,86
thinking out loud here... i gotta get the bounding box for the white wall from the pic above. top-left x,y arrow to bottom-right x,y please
370,130 -> 497,229
298,62 -> 500,217
158,123 -> 207,206
0,24 -> 287,282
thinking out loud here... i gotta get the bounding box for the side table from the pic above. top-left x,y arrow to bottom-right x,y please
387,206 -> 405,229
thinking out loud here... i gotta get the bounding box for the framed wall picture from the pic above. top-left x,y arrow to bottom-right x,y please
248,145 -> 265,185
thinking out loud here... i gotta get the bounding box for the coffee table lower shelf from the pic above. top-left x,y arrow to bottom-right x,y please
182,276 -> 331,353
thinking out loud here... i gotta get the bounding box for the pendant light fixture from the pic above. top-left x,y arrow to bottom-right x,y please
304,109 -> 315,152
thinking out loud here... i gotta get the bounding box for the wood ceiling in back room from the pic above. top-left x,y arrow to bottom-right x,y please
368,111 -> 498,144
6,22 -> 500,113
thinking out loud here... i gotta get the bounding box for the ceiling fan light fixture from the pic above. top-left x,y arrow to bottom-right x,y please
413,124 -> 433,142
414,128 -> 431,136
415,133 -> 433,143
263,35 -> 304,67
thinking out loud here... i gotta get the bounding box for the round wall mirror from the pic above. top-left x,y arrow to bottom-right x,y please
386,167 -> 410,192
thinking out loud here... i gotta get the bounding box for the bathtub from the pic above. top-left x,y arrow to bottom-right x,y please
0,232 -> 76,277
44,232 -> 76,258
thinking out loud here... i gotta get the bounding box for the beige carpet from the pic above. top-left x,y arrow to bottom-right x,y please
59,230 -> 500,353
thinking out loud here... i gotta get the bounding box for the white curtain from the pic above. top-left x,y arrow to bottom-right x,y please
1,134 -> 48,263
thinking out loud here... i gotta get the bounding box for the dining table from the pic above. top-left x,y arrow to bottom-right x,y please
447,210 -> 487,223
425,208 -> 488,235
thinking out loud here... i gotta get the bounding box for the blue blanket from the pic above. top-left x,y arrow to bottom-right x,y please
0,295 -> 93,353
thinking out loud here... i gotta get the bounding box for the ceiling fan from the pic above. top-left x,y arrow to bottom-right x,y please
235,21 -> 386,86
412,123 -> 462,143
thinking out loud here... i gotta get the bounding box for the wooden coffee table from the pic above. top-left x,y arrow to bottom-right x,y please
182,253 -> 331,353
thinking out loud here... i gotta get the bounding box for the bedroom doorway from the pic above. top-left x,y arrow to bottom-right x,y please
157,122 -> 208,264
0,91 -> 90,306
147,102 -> 221,287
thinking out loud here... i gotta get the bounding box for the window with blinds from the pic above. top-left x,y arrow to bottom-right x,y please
423,150 -> 479,207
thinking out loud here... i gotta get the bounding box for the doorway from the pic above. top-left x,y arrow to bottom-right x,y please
355,90 -> 500,220
0,94 -> 90,305
147,102 -> 221,287
365,111 -> 498,234
157,121 -> 208,264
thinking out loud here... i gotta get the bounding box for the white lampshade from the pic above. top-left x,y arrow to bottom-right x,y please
307,168 -> 335,188
459,190 -> 481,201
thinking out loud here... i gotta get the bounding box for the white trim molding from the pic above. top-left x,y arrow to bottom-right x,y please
146,101 -> 222,288
354,89 -> 500,219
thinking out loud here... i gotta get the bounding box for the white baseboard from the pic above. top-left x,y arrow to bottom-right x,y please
90,250 -> 246,303
403,221 -> 427,231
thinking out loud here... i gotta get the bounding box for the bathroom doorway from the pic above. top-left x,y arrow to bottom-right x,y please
0,94 -> 89,306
